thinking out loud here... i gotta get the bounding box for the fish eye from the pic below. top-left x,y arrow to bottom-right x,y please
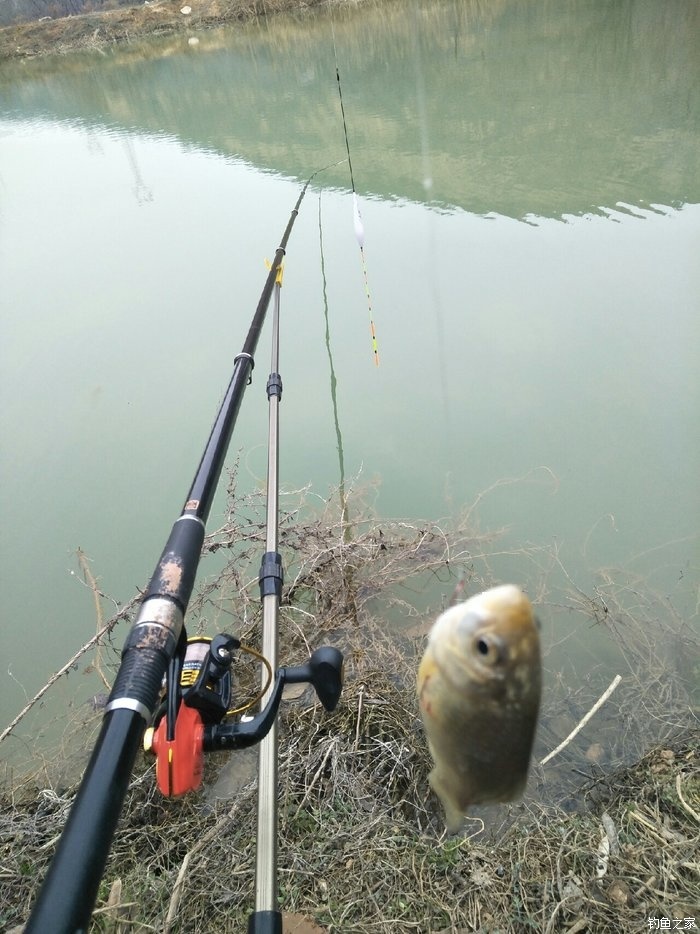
473,633 -> 503,665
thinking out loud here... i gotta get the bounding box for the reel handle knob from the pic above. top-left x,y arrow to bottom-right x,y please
284,647 -> 344,711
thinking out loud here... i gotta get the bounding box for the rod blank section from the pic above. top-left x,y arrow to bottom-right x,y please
25,711 -> 145,934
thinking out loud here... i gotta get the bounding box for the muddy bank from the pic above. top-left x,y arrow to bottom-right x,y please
0,0 -> 333,61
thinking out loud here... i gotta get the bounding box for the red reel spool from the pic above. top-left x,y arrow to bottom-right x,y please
148,704 -> 205,797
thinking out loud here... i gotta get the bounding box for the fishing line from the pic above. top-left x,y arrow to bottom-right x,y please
226,643 -> 273,717
318,191 -> 350,537
333,36 -> 356,194
331,19 -> 380,367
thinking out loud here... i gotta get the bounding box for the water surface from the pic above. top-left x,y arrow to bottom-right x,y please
1,0 -> 698,756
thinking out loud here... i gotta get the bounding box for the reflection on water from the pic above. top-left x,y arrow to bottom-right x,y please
318,192 -> 349,532
1,0 -> 699,217
0,0 -> 698,764
122,134 -> 153,205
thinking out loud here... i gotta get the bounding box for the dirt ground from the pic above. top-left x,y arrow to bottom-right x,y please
0,0 -> 328,60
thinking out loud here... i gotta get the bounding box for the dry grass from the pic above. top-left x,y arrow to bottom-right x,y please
1,482 -> 698,932
0,0 -> 334,60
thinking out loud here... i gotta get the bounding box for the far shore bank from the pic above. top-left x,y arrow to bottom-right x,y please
0,0 -> 340,61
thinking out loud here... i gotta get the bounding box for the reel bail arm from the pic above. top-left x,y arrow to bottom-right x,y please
144,645 -> 344,794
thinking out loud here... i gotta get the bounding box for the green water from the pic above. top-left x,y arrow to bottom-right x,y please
1,0 -> 698,746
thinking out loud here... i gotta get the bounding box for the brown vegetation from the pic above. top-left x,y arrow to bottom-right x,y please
0,0 -> 329,60
1,480 -> 698,931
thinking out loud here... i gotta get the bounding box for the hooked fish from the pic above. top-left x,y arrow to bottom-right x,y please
417,584 -> 541,832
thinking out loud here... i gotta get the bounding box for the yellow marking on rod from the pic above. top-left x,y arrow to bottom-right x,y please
167,747 -> 174,797
265,258 -> 285,286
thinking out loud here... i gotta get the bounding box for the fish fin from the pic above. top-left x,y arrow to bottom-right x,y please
443,801 -> 466,834
429,767 -> 467,834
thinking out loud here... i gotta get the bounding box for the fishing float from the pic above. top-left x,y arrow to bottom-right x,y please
333,31 -> 380,367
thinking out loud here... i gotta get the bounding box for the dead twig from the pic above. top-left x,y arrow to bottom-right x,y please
541,675 -> 622,766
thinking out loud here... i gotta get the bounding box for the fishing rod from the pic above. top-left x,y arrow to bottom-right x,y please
25,170 -> 344,934
251,259 -> 283,934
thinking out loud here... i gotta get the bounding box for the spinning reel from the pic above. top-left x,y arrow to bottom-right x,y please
144,634 -> 344,797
